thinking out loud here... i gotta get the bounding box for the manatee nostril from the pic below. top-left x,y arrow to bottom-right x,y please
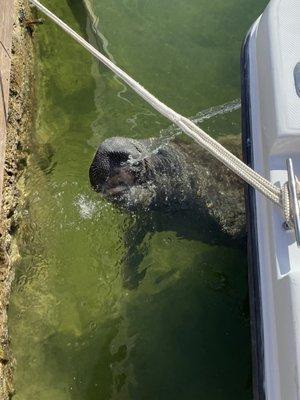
108,151 -> 130,169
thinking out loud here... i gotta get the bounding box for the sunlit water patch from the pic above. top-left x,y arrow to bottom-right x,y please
9,0 -> 269,399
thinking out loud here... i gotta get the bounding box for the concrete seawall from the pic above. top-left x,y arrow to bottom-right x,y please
0,1 -> 35,398
0,0 -> 14,207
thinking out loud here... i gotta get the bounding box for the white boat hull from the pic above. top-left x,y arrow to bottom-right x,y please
242,1 -> 300,399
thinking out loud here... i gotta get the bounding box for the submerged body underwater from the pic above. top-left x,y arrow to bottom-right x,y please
9,0 -> 268,399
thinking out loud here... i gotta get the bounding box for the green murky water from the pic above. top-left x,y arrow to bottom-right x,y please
9,0 -> 268,399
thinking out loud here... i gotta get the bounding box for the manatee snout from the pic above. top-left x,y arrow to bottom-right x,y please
89,137 -> 150,201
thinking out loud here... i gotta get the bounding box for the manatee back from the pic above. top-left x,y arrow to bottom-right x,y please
172,135 -> 246,239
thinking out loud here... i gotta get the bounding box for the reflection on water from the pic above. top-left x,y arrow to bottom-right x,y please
9,0 -> 268,399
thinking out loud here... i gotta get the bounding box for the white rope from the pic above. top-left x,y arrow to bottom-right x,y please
282,182 -> 291,227
30,0 -> 284,209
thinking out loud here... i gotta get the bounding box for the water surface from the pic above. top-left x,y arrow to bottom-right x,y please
9,0 -> 268,399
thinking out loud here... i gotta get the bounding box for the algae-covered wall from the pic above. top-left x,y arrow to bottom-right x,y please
0,1 -> 35,398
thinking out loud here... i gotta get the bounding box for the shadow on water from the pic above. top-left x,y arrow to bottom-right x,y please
21,243 -> 251,400
121,210 -> 246,290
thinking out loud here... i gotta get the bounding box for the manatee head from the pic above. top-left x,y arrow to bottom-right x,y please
89,137 -> 159,210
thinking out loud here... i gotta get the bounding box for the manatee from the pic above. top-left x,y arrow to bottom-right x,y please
89,135 -> 246,288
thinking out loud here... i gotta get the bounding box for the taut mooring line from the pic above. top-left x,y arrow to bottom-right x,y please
29,0 -> 284,210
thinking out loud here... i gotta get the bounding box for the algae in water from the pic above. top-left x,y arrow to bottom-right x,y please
9,0 -> 268,398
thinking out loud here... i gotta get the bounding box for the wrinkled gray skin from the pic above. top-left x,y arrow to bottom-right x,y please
89,136 -> 246,289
